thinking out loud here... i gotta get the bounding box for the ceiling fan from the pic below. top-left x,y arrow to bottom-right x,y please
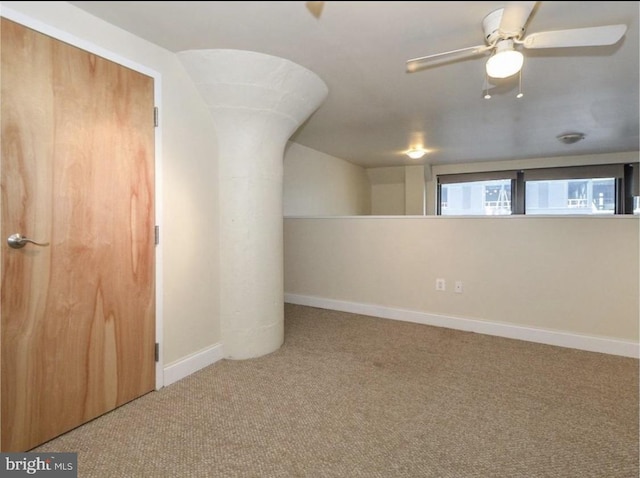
406,1 -> 627,79
306,1 -> 325,19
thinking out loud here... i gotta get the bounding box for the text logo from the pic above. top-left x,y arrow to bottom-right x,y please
1,453 -> 77,477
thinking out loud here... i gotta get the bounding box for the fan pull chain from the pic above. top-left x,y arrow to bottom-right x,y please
516,68 -> 524,98
484,72 -> 491,99
484,68 -> 524,100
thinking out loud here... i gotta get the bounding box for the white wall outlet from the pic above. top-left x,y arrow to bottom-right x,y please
435,278 -> 446,291
454,280 -> 463,293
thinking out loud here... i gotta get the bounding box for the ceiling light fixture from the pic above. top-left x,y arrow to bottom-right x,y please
406,148 -> 427,159
485,40 -> 523,79
557,132 -> 586,144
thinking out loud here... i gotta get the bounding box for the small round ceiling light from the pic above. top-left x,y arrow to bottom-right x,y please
557,132 -> 586,145
406,148 -> 427,159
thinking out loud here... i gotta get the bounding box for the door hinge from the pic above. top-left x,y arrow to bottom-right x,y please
154,225 -> 160,245
154,106 -> 159,127
155,343 -> 160,362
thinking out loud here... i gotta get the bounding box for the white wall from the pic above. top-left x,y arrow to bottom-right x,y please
1,2 -> 221,368
284,216 -> 639,356
370,183 -> 405,215
367,166 -> 405,215
284,142 -> 371,216
367,165 -> 425,215
405,165 -> 426,215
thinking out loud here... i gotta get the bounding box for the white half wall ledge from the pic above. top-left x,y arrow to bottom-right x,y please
179,49 -> 328,360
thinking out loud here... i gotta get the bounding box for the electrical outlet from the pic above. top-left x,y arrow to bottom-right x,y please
435,278 -> 446,291
454,281 -> 463,293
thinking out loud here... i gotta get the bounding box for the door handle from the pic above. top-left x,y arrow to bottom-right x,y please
7,233 -> 50,249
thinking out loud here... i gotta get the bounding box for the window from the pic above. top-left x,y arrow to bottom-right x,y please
437,163 -> 639,216
526,178 -> 616,215
438,171 -> 517,216
440,179 -> 512,215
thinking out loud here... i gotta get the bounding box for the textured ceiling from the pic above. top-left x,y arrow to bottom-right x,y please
68,1 -> 640,168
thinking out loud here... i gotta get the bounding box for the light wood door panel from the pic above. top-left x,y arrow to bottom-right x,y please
1,18 -> 155,452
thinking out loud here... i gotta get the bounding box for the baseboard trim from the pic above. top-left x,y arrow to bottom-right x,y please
284,293 -> 639,359
163,343 -> 224,386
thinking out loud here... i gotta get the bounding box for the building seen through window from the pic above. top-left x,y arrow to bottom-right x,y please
438,164 -> 638,216
440,180 -> 511,215
526,178 -> 615,215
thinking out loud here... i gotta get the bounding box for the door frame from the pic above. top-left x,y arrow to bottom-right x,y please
1,6 -> 165,390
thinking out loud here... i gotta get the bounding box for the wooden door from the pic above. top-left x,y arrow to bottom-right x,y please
1,18 -> 156,452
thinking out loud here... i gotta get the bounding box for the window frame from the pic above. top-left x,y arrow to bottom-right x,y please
436,163 -> 638,216
437,170 -> 518,216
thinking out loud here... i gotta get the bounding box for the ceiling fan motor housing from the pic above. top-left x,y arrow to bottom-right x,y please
483,9 -> 504,43
483,8 -> 524,44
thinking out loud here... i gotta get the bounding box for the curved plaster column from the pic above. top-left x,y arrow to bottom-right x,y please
178,49 -> 328,359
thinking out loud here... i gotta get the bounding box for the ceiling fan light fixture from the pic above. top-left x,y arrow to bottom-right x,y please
486,40 -> 524,79
406,148 -> 427,159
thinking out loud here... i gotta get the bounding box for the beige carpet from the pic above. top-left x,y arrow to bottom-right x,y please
35,304 -> 639,477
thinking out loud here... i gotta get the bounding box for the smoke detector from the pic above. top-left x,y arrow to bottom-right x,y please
557,132 -> 585,144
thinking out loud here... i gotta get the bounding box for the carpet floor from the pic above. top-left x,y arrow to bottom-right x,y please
34,304 -> 639,477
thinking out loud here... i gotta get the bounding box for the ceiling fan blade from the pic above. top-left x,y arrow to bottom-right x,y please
306,1 -> 324,19
522,24 -> 627,49
499,1 -> 537,37
406,45 -> 490,73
